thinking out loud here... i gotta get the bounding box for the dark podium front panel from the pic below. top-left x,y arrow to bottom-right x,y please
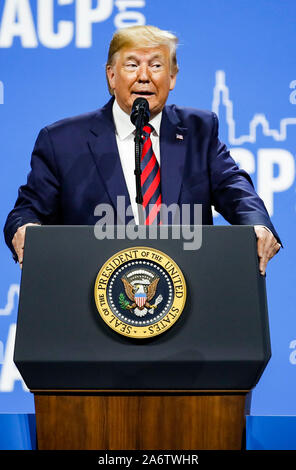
14,225 -> 271,390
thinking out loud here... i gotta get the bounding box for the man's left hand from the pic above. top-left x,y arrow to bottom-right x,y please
254,226 -> 281,276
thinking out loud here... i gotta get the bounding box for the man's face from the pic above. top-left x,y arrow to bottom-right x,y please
107,45 -> 177,119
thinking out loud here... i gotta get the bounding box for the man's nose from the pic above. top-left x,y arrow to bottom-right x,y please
137,63 -> 150,82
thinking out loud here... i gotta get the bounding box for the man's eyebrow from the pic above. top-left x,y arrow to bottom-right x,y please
124,54 -> 138,61
149,54 -> 165,61
123,53 -> 165,62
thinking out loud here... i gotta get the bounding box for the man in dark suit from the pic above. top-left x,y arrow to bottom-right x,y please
4,25 -> 281,274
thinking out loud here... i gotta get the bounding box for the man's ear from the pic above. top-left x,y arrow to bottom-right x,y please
169,73 -> 177,91
106,65 -> 115,90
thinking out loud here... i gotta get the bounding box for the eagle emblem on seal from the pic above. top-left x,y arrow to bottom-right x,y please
119,268 -> 163,317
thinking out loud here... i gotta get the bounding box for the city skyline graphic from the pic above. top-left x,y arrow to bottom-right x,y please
212,70 -> 296,145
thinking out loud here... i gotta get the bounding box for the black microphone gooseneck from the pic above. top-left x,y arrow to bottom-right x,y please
130,98 -> 150,205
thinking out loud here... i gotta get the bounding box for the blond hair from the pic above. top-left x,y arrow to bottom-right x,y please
106,25 -> 179,95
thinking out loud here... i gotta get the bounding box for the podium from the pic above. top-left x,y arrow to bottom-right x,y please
14,225 -> 271,450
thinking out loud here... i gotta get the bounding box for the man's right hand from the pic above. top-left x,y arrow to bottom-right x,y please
12,223 -> 40,267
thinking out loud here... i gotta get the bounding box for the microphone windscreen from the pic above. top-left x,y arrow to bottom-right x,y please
130,97 -> 150,126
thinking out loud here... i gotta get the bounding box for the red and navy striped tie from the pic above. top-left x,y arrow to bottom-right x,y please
140,125 -> 161,225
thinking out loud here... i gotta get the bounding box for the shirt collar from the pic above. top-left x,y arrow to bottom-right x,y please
112,98 -> 162,140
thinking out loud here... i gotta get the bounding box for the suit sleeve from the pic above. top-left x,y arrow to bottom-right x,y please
3,127 -> 61,259
209,112 -> 281,244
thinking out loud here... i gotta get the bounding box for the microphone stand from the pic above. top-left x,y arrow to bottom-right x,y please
134,120 -> 143,205
134,121 -> 146,225
131,97 -> 149,224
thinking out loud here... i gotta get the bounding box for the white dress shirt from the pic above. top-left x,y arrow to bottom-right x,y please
112,99 -> 162,224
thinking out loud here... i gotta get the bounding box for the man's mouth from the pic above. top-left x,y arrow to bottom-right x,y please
132,91 -> 155,97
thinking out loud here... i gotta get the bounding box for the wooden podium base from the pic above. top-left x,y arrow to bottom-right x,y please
34,390 -> 247,450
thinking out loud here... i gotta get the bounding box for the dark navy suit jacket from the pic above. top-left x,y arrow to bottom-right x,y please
4,97 -> 280,258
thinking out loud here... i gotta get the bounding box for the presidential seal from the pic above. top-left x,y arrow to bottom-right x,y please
94,247 -> 186,338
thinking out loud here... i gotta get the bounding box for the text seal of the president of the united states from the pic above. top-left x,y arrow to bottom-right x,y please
94,247 -> 186,338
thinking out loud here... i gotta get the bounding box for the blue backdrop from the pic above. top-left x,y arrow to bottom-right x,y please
0,0 -> 295,447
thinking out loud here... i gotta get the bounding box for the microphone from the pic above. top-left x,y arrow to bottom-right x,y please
130,97 -> 150,128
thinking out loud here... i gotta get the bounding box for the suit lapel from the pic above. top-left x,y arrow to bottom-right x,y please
88,98 -> 132,224
160,106 -> 188,212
